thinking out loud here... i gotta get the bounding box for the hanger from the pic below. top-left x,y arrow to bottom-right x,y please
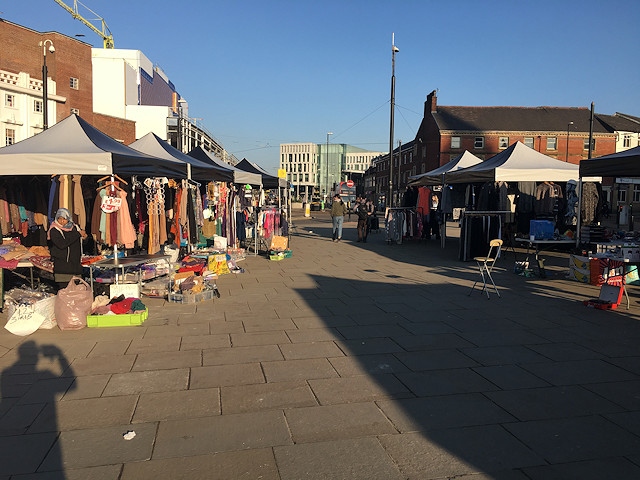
97,174 -> 128,185
96,181 -> 124,193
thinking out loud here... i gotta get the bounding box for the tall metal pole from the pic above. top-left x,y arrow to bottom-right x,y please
388,34 -> 399,208
588,102 -> 595,159
565,121 -> 573,162
326,132 -> 333,200
40,39 -> 54,130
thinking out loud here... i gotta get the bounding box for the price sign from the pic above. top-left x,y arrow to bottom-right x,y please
101,196 -> 122,213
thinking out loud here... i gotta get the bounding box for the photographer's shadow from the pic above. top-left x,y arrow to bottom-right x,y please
1,340 -> 76,478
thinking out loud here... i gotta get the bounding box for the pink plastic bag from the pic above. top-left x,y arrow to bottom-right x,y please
55,277 -> 93,330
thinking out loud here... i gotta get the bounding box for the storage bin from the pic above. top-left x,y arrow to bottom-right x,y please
87,309 -> 148,327
168,289 -> 216,303
529,220 -> 554,240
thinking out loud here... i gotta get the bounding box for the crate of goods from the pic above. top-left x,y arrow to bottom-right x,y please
87,309 -> 148,327
583,282 -> 624,310
529,220 -> 554,240
168,288 -> 216,304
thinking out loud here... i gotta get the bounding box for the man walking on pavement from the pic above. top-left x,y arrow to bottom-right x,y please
356,198 -> 369,242
330,194 -> 347,242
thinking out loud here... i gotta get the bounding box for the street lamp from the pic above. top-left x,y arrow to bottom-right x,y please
566,121 -> 573,162
39,39 -> 55,130
326,132 -> 333,198
388,34 -> 399,207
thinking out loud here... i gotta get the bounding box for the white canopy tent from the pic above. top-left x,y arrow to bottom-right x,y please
446,141 -> 581,184
408,151 -> 482,186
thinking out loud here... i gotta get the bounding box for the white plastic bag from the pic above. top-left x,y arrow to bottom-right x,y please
4,305 -> 46,336
55,277 -> 93,330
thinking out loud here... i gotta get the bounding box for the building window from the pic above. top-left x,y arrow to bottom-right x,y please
524,137 -> 534,149
34,99 -> 43,113
70,77 -> 79,90
634,185 -> 640,203
583,138 -> 595,151
70,108 -> 80,115
5,94 -> 15,107
451,136 -> 461,149
5,128 -> 15,146
547,137 -> 557,150
474,136 -> 484,149
623,135 -> 631,148
618,188 -> 627,203
499,137 -> 509,149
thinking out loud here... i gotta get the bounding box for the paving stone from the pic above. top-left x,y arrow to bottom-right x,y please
0,432 -> 58,475
285,327 -> 343,343
458,329 -> 550,347
190,363 -> 265,388
203,344 -> 283,365
103,368 -> 189,396
29,395 -> 137,432
179,333 -> 230,350
309,374 -> 412,404
377,393 -> 515,432
521,359 -> 639,385
328,353 -> 410,376
285,402 -> 397,443
262,357 -> 338,383
525,342 -> 603,361
460,345 -> 552,366
522,457 -> 640,480
126,336 -> 181,354
336,324 -> 412,340
394,349 -> 479,371
121,448 -> 279,480
504,415 -> 640,463
63,355 -> 135,376
153,410 -> 291,458
393,333 -> 476,351
335,337 -> 405,355
132,350 -> 202,371
40,422 -> 157,470
144,323 -> 210,337
87,340 -> 132,357
379,427 -> 543,479
221,381 -> 317,413
472,364 -> 551,390
279,341 -> 344,360
605,411 -> 640,436
242,317 -> 298,332
230,330 -> 290,347
274,437 -> 404,480
133,388 -> 220,422
396,368 -> 499,397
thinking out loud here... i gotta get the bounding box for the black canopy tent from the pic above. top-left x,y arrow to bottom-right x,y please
235,158 -> 287,189
0,114 -> 188,178
130,133 -> 223,182
579,146 -> 640,177
187,147 -> 261,186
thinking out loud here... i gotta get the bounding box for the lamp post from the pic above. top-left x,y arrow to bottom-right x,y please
39,39 -> 55,130
326,132 -> 333,199
566,121 -> 573,162
388,34 -> 399,207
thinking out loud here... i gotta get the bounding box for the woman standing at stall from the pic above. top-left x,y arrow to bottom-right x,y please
48,208 -> 87,291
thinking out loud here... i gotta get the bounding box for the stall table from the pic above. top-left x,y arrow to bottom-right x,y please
89,254 -> 170,295
515,238 -> 576,278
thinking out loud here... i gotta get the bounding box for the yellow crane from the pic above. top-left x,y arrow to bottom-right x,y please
53,0 -> 114,48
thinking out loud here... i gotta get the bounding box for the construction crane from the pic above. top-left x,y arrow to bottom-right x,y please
53,0 -> 114,48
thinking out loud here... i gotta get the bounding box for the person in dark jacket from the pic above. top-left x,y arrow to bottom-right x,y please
48,208 -> 86,290
356,198 -> 369,242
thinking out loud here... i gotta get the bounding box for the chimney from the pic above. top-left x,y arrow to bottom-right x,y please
425,90 -> 437,116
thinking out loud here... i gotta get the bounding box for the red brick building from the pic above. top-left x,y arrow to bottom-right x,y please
0,19 -> 134,145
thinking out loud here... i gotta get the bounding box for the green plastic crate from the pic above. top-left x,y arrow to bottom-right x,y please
86,309 -> 148,327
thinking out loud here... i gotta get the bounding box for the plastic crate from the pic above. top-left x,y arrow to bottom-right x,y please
87,309 -> 148,327
168,288 -> 216,303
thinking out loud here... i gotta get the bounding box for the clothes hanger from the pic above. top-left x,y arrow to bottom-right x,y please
97,174 -> 128,185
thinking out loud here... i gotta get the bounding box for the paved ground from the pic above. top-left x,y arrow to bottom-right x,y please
2,211 -> 640,479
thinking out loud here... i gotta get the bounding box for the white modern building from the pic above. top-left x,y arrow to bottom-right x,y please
280,142 -> 385,201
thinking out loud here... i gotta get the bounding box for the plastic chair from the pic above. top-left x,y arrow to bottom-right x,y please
469,239 -> 503,299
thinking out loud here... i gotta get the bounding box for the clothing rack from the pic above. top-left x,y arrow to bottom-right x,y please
460,210 -> 510,261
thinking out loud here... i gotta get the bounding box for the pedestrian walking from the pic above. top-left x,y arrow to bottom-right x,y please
330,194 -> 347,242
356,198 -> 369,242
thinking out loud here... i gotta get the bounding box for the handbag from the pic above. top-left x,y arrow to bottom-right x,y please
55,276 -> 93,330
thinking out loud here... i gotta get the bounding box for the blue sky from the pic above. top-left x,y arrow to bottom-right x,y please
3,0 -> 639,174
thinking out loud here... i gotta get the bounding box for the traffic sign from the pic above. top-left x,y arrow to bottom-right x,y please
346,179 -> 354,188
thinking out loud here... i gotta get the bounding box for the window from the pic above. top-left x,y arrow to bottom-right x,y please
524,137 -> 534,149
5,128 -> 15,146
499,137 -> 509,149
451,136 -> 461,149
34,99 -> 43,113
634,185 -> 640,203
547,137 -> 557,150
618,188 -> 627,203
69,77 -> 79,90
583,138 -> 595,151
5,94 -> 15,107
474,136 -> 484,149
70,108 -> 80,115
623,135 -> 631,148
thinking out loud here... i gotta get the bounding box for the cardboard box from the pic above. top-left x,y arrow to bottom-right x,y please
87,309 -> 148,327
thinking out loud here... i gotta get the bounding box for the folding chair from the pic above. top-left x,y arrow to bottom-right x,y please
469,238 -> 503,299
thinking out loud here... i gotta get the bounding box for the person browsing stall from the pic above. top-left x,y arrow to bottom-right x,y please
330,194 -> 347,242
48,208 -> 87,291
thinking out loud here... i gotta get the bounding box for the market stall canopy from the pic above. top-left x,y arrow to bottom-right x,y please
236,158 -> 287,189
579,145 -> 640,177
130,132 -> 222,181
408,151 -> 482,186
0,114 -> 188,177
446,141 -> 581,184
187,147 -> 261,186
